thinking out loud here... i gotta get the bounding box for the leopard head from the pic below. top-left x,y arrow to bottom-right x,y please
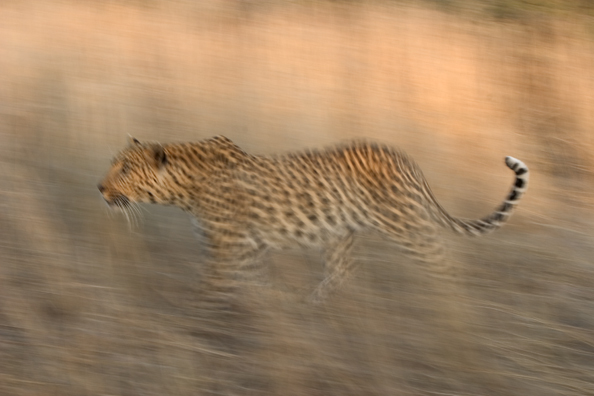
98,137 -> 168,210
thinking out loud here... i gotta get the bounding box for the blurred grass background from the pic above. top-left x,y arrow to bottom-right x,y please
2,0 -> 594,394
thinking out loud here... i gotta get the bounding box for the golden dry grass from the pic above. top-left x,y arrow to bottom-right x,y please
1,1 -> 594,395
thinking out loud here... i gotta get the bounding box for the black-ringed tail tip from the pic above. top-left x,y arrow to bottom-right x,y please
504,156 -> 529,193
443,155 -> 529,236
489,155 -> 529,229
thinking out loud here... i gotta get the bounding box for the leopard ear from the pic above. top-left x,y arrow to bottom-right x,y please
128,135 -> 141,147
153,145 -> 167,168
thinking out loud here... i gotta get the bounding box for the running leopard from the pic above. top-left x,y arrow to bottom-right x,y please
98,136 -> 529,303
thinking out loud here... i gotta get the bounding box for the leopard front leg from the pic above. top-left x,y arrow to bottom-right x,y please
198,230 -> 268,311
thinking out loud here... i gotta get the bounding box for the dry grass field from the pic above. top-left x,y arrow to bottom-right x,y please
1,1 -> 594,395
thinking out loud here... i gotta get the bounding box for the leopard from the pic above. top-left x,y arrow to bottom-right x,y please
98,135 -> 529,304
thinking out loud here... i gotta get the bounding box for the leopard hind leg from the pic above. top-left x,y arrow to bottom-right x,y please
309,232 -> 355,304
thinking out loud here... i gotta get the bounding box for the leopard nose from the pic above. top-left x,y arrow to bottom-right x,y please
97,184 -> 106,193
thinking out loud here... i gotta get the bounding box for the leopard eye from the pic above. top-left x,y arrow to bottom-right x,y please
121,162 -> 131,175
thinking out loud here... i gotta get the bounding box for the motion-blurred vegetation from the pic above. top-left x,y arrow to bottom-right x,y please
1,0 -> 594,395
415,0 -> 594,19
